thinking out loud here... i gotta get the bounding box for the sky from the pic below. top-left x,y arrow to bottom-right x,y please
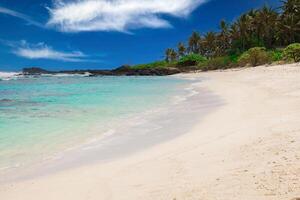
0,0 -> 281,72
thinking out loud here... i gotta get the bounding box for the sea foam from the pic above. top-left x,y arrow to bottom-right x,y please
0,72 -> 21,81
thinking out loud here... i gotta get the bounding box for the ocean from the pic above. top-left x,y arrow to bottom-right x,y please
1,73 -> 206,180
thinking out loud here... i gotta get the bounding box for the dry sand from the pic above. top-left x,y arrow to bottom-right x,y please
0,63 -> 300,200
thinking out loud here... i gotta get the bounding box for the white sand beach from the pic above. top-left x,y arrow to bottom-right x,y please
1,63 -> 300,200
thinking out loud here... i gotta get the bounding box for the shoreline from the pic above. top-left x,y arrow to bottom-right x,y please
1,63 -> 300,200
0,76 -> 222,183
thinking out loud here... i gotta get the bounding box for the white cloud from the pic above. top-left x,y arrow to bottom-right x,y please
47,0 -> 207,32
0,6 -> 44,28
13,41 -> 89,62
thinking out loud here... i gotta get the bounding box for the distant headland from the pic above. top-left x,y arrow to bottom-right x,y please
22,66 -> 184,76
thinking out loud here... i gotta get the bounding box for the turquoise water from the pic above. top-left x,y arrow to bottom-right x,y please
0,75 -> 190,172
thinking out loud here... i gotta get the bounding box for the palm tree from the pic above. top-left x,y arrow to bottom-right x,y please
280,15 -> 300,44
162,0 -> 298,64
280,0 -> 300,44
230,23 -> 241,44
188,31 -> 201,53
255,6 -> 280,48
165,48 -> 172,62
165,48 -> 177,63
236,13 -> 253,51
281,0 -> 300,15
203,31 -> 217,58
177,42 -> 186,57
217,20 -> 231,55
170,50 -> 178,62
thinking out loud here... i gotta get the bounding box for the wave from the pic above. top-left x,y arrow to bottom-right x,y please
0,71 -> 92,81
40,72 -> 92,77
0,72 -> 22,81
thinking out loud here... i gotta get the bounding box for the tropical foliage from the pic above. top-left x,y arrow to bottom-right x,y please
162,0 -> 300,70
165,48 -> 178,63
283,43 -> 300,62
177,54 -> 207,67
133,0 -> 299,71
131,61 -> 169,70
268,49 -> 283,62
199,56 -> 234,71
238,47 -> 271,66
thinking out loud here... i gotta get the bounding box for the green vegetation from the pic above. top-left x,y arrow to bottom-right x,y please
177,54 -> 207,67
130,0 -> 299,71
238,47 -> 271,67
268,49 -> 283,62
131,61 -> 169,70
199,56 -> 234,71
283,43 -> 300,62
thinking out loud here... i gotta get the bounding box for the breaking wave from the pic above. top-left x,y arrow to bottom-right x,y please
0,72 -> 22,81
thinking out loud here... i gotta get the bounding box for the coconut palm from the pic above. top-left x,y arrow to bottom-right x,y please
281,0 -> 300,15
256,6 -> 279,47
165,48 -> 177,63
236,13 -> 253,51
202,31 -> 217,58
170,50 -> 178,62
162,0 -> 299,64
165,48 -> 172,62
217,20 -> 231,55
188,31 -> 201,53
177,42 -> 186,57
280,0 -> 300,44
280,15 -> 300,44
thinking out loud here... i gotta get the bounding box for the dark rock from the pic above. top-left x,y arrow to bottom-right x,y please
0,99 -> 13,102
113,66 -> 181,76
177,65 -> 199,72
22,66 -> 182,77
23,67 -> 52,75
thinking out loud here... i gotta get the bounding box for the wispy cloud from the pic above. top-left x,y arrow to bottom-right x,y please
47,0 -> 207,32
0,39 -> 96,62
15,46 -> 87,62
0,6 -> 44,28
14,41 -> 91,62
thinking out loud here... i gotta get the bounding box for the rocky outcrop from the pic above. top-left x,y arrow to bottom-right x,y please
23,67 -> 52,75
22,66 -> 181,76
112,65 -> 181,76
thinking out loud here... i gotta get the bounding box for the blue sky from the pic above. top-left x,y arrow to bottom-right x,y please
0,0 -> 281,71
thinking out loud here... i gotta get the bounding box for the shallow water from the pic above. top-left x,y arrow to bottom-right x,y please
0,75 -> 193,176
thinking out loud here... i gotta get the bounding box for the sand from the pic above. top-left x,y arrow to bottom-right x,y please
0,63 -> 300,200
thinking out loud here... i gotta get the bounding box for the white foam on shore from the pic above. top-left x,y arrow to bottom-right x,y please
81,129 -> 116,151
79,78 -> 202,153
0,72 -> 21,81
172,82 -> 200,104
0,72 -> 92,81
41,72 -> 91,77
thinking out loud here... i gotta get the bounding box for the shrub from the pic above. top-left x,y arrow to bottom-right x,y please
131,61 -> 169,69
229,54 -> 240,64
283,43 -> 300,62
198,56 -> 234,71
177,54 -> 207,67
268,49 -> 283,62
238,47 -> 271,67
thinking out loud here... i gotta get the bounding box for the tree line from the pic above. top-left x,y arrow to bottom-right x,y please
165,0 -> 300,62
